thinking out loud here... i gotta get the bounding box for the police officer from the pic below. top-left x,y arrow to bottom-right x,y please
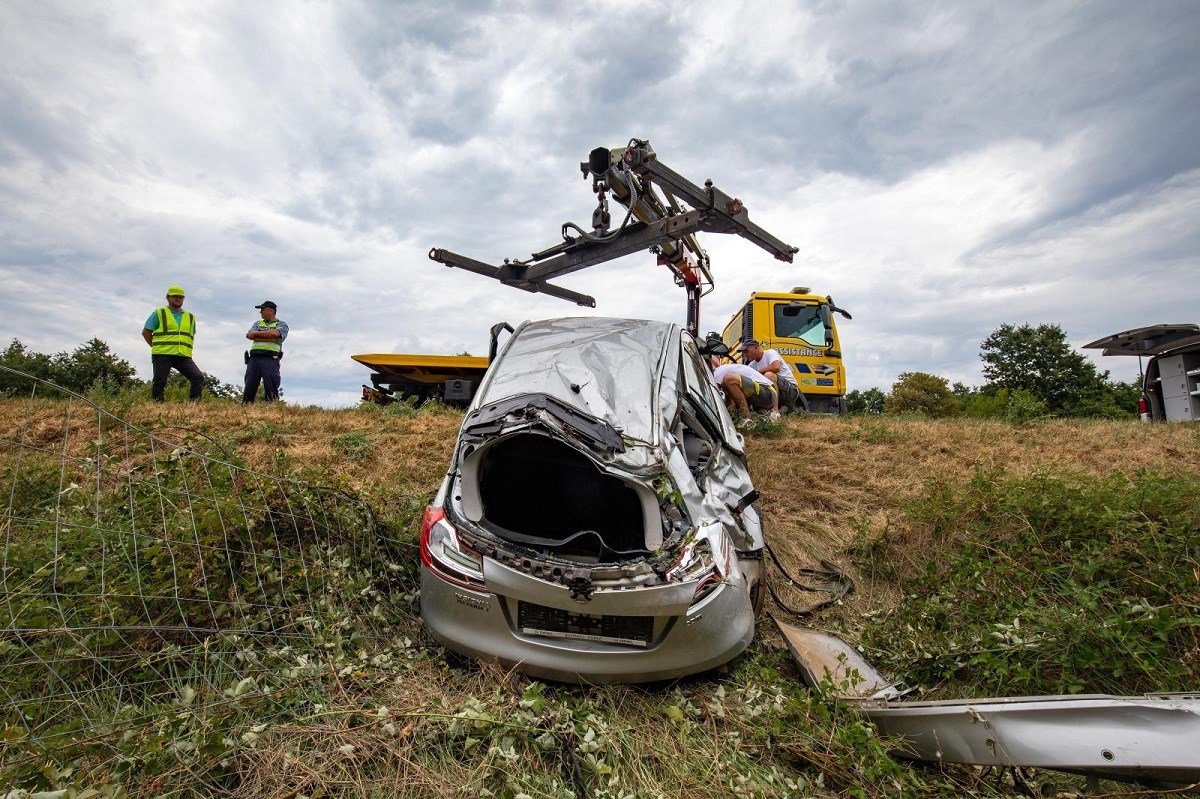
243,300 -> 288,403
142,285 -> 204,402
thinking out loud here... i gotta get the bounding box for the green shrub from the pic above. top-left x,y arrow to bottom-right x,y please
1002,388 -> 1048,424
884,372 -> 959,418
332,431 -> 373,460
858,469 -> 1200,698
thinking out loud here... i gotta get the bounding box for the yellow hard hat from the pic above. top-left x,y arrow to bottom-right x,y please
166,285 -> 186,297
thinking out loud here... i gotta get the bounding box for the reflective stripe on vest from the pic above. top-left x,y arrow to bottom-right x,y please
151,308 -> 196,356
249,321 -> 282,354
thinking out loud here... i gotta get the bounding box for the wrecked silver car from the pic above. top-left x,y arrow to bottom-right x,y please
420,316 -> 766,683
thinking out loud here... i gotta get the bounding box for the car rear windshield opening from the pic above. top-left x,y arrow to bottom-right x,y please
478,434 -> 647,559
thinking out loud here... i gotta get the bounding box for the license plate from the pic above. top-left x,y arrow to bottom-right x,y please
518,602 -> 652,647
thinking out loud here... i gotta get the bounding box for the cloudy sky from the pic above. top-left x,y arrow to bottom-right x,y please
2,1 -> 1198,406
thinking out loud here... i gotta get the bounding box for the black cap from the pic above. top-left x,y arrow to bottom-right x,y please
255,301 -> 277,310
741,338 -> 761,348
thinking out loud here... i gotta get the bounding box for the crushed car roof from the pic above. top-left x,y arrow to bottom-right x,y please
474,317 -> 677,444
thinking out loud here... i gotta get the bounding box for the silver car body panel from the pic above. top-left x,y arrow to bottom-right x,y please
468,317 -> 757,549
483,555 -> 700,616
861,693 -> 1200,787
775,619 -> 1200,787
421,568 -> 755,684
421,316 -> 763,683
475,317 -> 674,448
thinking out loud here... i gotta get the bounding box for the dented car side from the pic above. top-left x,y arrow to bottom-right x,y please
420,317 -> 766,683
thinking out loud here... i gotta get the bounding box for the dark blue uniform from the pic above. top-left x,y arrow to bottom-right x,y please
243,315 -> 288,403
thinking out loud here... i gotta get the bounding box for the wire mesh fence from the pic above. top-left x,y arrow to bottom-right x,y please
1,366 -> 422,793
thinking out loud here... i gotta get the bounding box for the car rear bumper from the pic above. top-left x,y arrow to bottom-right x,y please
420,565 -> 755,684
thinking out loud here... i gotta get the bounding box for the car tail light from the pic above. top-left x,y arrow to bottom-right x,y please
420,505 -> 444,543
665,539 -> 726,605
420,506 -> 487,591
1138,396 -> 1153,423
691,566 -> 721,604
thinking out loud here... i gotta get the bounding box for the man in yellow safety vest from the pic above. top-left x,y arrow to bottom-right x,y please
141,285 -> 205,402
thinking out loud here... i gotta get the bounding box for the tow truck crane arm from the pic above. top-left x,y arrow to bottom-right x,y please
429,139 -> 798,336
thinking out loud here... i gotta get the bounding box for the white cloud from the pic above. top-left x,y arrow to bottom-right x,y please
2,0 -> 1198,406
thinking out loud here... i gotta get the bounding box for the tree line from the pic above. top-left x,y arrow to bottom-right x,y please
0,338 -> 241,400
2,323 -> 1142,418
845,323 -> 1141,420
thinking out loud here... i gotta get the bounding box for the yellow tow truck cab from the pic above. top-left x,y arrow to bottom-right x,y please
720,287 -> 851,415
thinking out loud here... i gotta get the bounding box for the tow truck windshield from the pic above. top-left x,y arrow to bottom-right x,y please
775,304 -> 828,347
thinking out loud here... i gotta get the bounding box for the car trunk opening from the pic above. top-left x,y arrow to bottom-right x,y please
470,433 -> 655,560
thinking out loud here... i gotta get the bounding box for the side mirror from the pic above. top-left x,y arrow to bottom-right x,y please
700,332 -> 730,357
820,305 -> 833,347
488,322 -> 515,362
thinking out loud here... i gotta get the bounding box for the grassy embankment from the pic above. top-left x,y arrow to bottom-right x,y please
2,398 -> 1198,798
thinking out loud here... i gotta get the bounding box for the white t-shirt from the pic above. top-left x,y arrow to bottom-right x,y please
712,363 -> 774,388
748,349 -> 797,387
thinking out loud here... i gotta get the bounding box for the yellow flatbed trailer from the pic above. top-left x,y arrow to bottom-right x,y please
352,353 -> 490,405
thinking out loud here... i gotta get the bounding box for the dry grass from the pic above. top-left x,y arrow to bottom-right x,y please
746,415 -> 1200,620
6,397 -> 1196,615
5,397 -> 1197,797
0,398 -> 462,492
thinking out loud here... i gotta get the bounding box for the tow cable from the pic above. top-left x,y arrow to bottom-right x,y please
764,541 -> 854,617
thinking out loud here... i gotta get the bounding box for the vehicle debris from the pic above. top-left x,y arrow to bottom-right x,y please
420,317 -> 767,683
774,618 -> 1200,789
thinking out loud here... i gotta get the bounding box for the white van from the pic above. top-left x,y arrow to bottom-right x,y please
1084,325 -> 1200,422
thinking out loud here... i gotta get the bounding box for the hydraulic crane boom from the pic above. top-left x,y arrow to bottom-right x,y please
429,138 -> 798,336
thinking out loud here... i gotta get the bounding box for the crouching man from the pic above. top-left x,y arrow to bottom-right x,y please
740,338 -> 800,414
711,357 -> 778,426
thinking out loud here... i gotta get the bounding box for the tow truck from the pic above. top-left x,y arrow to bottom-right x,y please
722,288 -> 853,414
354,139 -> 850,409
